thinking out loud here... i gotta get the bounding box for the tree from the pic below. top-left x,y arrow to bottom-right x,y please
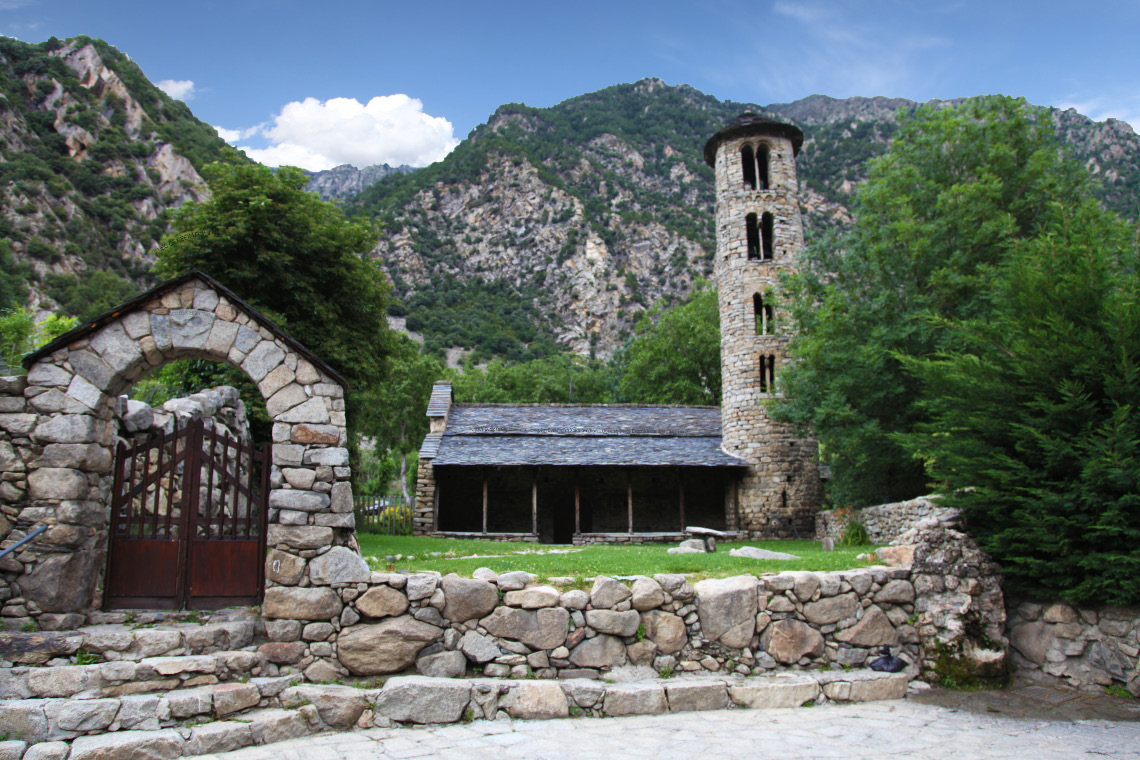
0,307 -> 76,374
154,156 -> 392,425
900,202 -> 1140,605
357,335 -> 442,501
451,353 -> 613,404
775,96 -> 1093,506
617,283 -> 720,405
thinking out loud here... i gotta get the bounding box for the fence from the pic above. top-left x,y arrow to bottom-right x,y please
354,495 -> 414,535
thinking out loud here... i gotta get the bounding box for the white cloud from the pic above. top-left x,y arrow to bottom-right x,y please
233,94 -> 458,171
213,125 -> 261,142
157,79 -> 196,101
0,1 -> 35,9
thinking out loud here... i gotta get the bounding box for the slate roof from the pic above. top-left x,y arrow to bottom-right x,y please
427,404 -> 746,468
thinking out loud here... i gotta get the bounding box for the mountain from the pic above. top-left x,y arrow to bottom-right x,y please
305,163 -> 416,201
348,80 -> 1140,362
1,41 -> 1137,362
0,35 -> 234,318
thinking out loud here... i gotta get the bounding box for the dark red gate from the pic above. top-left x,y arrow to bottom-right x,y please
104,419 -> 269,610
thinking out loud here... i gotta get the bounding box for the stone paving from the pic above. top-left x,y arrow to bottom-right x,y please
195,699 -> 1140,760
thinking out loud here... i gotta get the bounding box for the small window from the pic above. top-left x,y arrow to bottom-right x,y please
757,144 -> 770,190
746,213 -> 760,260
761,212 -> 774,260
753,293 -> 774,335
759,354 -> 776,392
741,145 -> 756,190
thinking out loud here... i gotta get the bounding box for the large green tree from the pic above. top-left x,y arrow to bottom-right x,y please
155,158 -> 392,425
900,202 -> 1140,605
617,283 -> 721,406
775,96 -> 1093,506
451,353 -> 614,404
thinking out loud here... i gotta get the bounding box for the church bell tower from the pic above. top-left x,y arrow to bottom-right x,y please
705,114 -> 821,537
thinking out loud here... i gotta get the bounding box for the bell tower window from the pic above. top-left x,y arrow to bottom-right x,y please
746,213 -> 760,260
761,212 -> 774,260
757,144 -> 770,190
759,354 -> 776,392
741,145 -> 756,190
753,293 -> 774,335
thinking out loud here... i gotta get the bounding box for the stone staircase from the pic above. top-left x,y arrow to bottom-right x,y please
0,608 -> 920,760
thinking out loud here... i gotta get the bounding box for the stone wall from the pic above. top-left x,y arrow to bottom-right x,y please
260,561 -> 935,684
0,275 -> 354,621
1007,598 -> 1140,696
816,495 -> 959,545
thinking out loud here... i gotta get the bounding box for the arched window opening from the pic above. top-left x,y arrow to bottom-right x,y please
753,293 -> 775,335
741,145 -> 756,190
746,213 -> 760,260
761,212 -> 774,260
757,144 -> 770,190
759,354 -> 776,392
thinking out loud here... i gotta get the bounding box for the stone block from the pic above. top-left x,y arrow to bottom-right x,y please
31,414 -> 96,444
268,488 -> 330,512
281,684 -> 367,727
263,587 -> 342,620
590,576 -> 632,608
213,683 -> 261,717
603,683 -> 667,716
481,606 -> 569,650
148,655 -> 216,675
504,585 -> 561,609
460,630 -> 501,664
665,681 -> 729,712
266,385 -> 310,419
405,573 -> 439,601
258,641 -> 306,664
585,609 -> 640,637
695,575 -> 758,648
290,423 -> 339,444
266,525 -> 333,551
90,323 -> 142,373
802,592 -> 859,625
26,363 -> 71,387
496,571 -> 535,590
356,586 -> 409,618
873,580 -> 916,604
46,698 -> 119,732
27,468 -> 89,501
417,650 -> 468,678
303,446 -> 349,467
729,674 -> 820,708
509,680 -> 569,719
242,341 -> 285,382
170,310 -> 214,350
441,574 -> 499,623
22,741 -> 68,760
0,700 -> 48,744
184,721 -> 253,756
835,605 -> 899,648
330,480 -> 353,513
569,634 -> 627,669
69,729 -> 184,760
631,577 -> 665,610
265,549 -> 306,585
337,617 -> 442,676
308,546 -> 370,584
640,610 -> 686,654
373,676 -> 470,723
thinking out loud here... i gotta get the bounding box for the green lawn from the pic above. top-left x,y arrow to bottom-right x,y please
355,534 -> 879,585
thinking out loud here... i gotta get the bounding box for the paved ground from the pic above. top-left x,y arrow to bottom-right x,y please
199,692 -> 1140,760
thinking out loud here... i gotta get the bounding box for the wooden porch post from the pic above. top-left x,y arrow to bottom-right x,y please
574,471 -> 581,536
531,469 -> 538,536
482,470 -> 488,535
627,470 -> 633,535
678,469 -> 686,530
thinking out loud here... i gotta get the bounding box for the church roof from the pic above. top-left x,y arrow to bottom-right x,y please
426,404 -> 746,468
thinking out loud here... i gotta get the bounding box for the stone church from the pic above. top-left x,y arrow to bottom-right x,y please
414,114 -> 820,543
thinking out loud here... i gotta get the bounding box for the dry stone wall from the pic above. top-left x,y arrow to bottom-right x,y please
816,495 -> 960,545
1007,599 -> 1140,696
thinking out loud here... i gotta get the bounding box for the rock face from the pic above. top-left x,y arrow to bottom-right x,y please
695,576 -> 758,648
336,618 -> 442,675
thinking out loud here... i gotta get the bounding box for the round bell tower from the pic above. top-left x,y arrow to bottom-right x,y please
705,113 -> 820,537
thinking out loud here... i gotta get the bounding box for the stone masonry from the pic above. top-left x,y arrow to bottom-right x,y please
707,115 -> 821,537
0,272 -> 354,622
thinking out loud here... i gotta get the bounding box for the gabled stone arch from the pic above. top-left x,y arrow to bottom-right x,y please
0,270 -> 361,619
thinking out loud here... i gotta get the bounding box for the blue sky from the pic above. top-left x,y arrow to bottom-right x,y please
3,0 -> 1138,170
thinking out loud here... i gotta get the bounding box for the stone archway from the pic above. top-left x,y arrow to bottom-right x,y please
0,271 -> 360,622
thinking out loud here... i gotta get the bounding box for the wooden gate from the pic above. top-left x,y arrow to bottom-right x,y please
104,419 -> 269,610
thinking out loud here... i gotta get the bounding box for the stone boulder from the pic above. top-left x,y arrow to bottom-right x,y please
440,575 -> 499,622
508,681 -> 569,720
585,609 -> 640,637
761,619 -> 825,664
337,617 -> 442,675
480,606 -> 568,650
569,635 -> 628,669
835,605 -> 899,647
416,650 -> 468,679
695,575 -> 758,648
630,577 -> 665,610
263,587 -> 342,621
728,546 -> 801,560
640,610 -> 686,654
373,676 -> 470,724
355,586 -> 409,618
308,547 -> 370,585
589,577 -> 632,609
802,592 -> 860,625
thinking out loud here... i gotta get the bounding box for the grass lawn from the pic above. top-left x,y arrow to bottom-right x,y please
355,534 -> 880,585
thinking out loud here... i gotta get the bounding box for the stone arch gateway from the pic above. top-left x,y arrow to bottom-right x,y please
0,270 -> 360,621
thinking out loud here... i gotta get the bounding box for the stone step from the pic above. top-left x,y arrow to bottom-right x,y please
0,668 -> 917,758
0,616 -> 260,667
1,649 -> 277,702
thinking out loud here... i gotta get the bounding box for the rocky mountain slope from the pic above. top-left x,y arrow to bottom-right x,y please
349,81 -> 1140,361
0,35 -> 232,318
305,163 -> 416,201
